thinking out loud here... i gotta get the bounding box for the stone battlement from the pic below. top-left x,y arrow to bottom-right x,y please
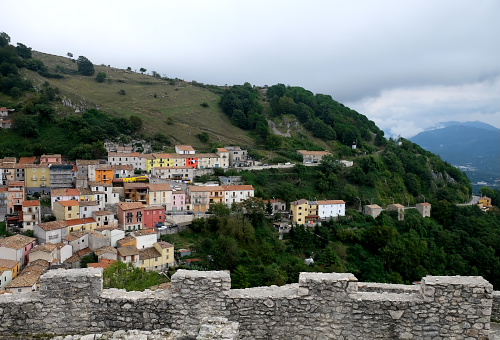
0,268 -> 497,339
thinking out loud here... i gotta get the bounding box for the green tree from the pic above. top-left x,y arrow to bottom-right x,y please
76,56 -> 95,76
139,67 -> 147,73
95,72 -> 106,83
196,132 -> 210,143
80,253 -> 98,268
13,114 -> 39,138
16,43 -> 32,59
129,115 -> 143,133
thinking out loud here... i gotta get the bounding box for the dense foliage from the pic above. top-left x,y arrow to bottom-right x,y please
240,141 -> 471,207
103,261 -> 169,291
219,83 -> 279,148
0,108 -> 142,159
267,84 -> 386,148
165,201 -> 499,290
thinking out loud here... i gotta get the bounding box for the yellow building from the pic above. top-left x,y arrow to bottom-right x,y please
53,200 -> 80,220
478,197 -> 492,211
0,258 -> 21,279
65,218 -> 99,233
138,241 -> 174,271
146,153 -> 177,173
290,199 -> 312,224
24,164 -> 51,194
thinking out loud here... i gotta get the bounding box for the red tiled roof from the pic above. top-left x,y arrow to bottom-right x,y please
23,200 -> 40,207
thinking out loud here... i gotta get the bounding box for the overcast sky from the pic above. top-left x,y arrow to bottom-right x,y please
2,0 -> 499,138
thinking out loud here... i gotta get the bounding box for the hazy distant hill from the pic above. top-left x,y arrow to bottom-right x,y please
410,122 -> 500,191
423,120 -> 499,132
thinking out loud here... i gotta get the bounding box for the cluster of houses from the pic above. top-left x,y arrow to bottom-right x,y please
0,143 -> 445,294
0,145 -> 261,294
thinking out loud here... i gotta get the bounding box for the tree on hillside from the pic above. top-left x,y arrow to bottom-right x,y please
0,32 -> 10,47
95,72 -> 106,83
16,43 -> 32,59
77,56 -> 95,76
139,67 -> 146,74
67,52 -> 73,58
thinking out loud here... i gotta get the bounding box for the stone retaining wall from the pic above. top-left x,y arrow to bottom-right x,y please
0,268 -> 496,339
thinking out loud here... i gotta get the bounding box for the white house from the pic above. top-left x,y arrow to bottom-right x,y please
316,200 -> 346,220
34,220 -> 68,244
0,269 -> 13,290
130,229 -> 157,249
223,185 -> 254,207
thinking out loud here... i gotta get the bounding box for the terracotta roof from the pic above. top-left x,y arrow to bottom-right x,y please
19,156 -> 36,165
79,201 -> 99,207
176,145 -> 195,151
64,253 -> 81,264
51,188 -> 80,197
388,203 -> 405,208
76,247 -> 92,257
222,185 -> 254,191
118,202 -> 144,210
38,220 -> 67,231
132,229 -> 156,237
118,245 -> 138,257
76,159 -> 100,165
147,183 -> 172,191
157,241 -> 174,249
89,231 -> 108,239
0,258 -> 19,269
65,218 -> 96,227
24,164 -> 49,168
57,200 -> 80,207
418,203 -> 432,206
108,152 -> 142,157
291,199 -> 309,206
8,181 -> 24,187
23,200 -> 40,207
0,235 -> 36,250
365,204 -> 382,209
64,231 -> 89,242
30,243 -> 58,253
88,259 -> 117,269
139,247 -> 161,260
41,154 -> 62,158
143,206 -> 165,211
317,200 -> 345,205
93,246 -> 117,256
217,148 -> 229,152
123,182 -> 149,189
117,235 -> 136,247
188,185 -> 224,192
6,261 -> 49,288
92,210 -> 114,216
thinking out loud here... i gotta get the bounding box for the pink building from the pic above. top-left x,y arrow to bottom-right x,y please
143,206 -> 166,229
40,154 -> 62,164
172,191 -> 186,212
117,202 -> 145,231
0,234 -> 37,269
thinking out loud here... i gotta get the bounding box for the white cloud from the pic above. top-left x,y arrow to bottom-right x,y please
347,76 -> 500,138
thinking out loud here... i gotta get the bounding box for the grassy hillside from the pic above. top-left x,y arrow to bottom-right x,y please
24,51 -> 255,149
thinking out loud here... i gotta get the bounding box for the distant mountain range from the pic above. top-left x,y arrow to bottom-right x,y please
409,121 -> 500,191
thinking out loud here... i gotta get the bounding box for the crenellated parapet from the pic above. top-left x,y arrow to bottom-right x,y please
0,268 -> 496,339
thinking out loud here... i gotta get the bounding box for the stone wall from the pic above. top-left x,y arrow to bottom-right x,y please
493,291 -> 500,322
0,268 -> 496,339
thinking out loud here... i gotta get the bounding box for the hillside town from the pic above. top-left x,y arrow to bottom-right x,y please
0,144 -> 364,293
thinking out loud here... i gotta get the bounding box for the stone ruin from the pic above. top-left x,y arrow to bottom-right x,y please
0,268 -> 498,339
